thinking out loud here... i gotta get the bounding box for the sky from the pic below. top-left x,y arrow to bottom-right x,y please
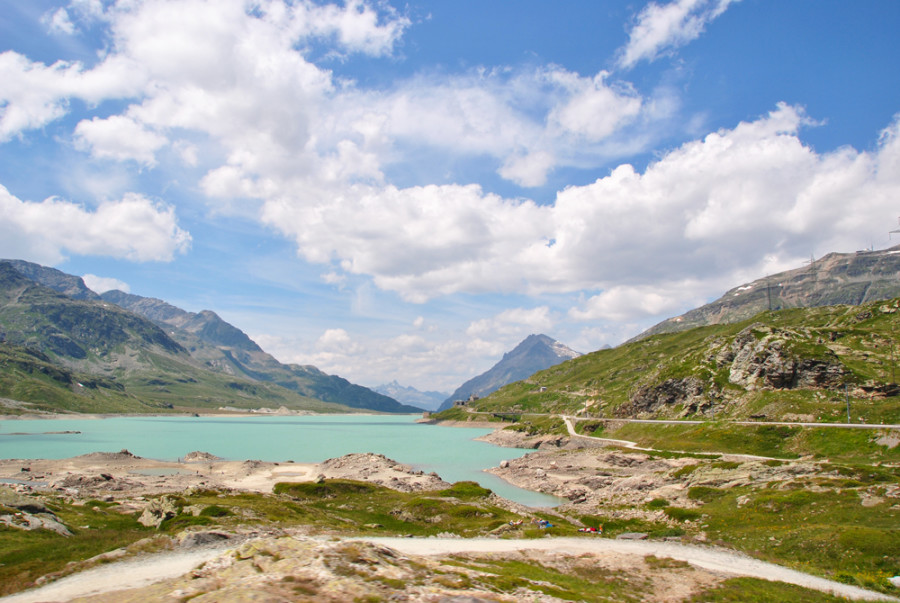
1,0 -> 899,394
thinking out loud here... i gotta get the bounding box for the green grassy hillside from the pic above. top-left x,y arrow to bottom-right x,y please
440,298 -> 900,425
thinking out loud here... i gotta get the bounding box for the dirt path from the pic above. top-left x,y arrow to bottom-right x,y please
5,535 -> 894,602
561,415 -> 784,461
0,544 -> 234,603
356,537 -> 899,602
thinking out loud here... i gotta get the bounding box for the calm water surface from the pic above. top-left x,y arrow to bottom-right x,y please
0,415 -> 560,507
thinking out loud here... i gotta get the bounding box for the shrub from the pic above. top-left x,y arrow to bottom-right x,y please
687,486 -> 727,503
664,507 -> 702,522
672,464 -> 700,478
438,481 -> 492,499
199,505 -> 232,518
274,480 -> 378,499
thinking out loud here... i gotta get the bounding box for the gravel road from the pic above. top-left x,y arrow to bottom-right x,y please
357,536 -> 899,602
2,536 -> 896,602
0,544 -> 233,603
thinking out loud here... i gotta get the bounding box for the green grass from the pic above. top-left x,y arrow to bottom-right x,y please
604,422 -> 803,459
447,556 -> 648,602
683,480 -> 900,593
588,421 -> 900,464
0,501 -> 154,595
687,577 -> 855,602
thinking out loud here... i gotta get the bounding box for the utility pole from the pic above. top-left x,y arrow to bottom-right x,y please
804,253 -> 817,287
891,322 -> 896,384
845,384 -> 851,424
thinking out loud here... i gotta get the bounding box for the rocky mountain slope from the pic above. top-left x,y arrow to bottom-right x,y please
437,334 -> 581,411
634,245 -> 900,341
438,298 -> 900,423
0,260 -> 419,414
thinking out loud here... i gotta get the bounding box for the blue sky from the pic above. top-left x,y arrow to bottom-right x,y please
1,0 -> 898,393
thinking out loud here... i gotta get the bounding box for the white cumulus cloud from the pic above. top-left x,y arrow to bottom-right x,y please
0,185 -> 191,264
263,104 -> 900,321
74,115 -> 168,166
0,50 -> 145,141
82,274 -> 130,294
466,307 -> 555,339
617,0 -> 740,70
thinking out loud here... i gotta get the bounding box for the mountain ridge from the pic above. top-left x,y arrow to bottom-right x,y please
373,381 -> 448,411
0,260 -> 420,414
631,245 -> 900,342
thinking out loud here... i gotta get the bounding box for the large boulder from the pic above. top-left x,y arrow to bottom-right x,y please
138,495 -> 182,528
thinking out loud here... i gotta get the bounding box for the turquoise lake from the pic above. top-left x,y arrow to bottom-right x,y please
0,414 -> 561,507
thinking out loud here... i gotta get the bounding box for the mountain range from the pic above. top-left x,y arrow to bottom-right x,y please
632,245 -> 900,341
0,260 -> 420,415
437,334 -> 580,411
372,381 -> 449,411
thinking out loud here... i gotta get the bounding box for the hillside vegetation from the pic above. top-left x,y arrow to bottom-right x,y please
446,297 -> 900,425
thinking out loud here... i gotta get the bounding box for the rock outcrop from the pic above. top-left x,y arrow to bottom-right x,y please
723,325 -> 847,390
0,485 -> 72,536
623,377 -> 707,417
317,453 -> 449,492
138,494 -> 183,528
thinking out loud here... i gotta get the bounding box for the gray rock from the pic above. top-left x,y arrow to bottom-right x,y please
138,495 -> 181,528
180,531 -> 231,547
616,532 -> 648,540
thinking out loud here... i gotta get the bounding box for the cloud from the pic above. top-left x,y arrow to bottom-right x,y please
42,8 -> 76,35
466,307 -> 555,338
298,0 -> 411,56
265,104 -> 900,318
261,182 -> 551,302
316,328 -> 365,355
569,282 -> 706,322
498,151 -> 556,188
617,0 -> 739,70
6,1 -> 661,212
0,50 -> 145,141
547,70 -> 642,140
5,1 -> 898,331
83,274 -> 130,294
0,185 -> 191,264
74,115 -> 168,166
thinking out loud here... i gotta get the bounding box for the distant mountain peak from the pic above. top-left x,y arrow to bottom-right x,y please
1,259 -> 100,301
437,334 -> 580,411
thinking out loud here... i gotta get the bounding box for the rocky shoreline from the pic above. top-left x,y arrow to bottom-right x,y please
0,450 -> 449,501
3,424 -> 899,602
